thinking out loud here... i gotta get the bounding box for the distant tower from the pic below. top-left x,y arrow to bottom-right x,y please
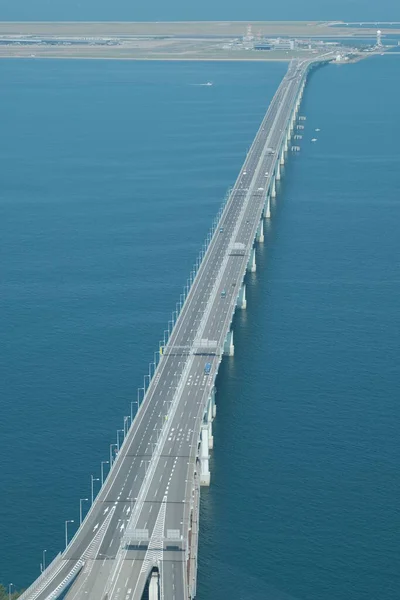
376,29 -> 382,47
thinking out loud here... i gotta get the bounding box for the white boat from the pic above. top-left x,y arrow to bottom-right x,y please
311,138 -> 317,142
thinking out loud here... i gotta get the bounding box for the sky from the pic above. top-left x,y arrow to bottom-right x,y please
0,0 -> 398,23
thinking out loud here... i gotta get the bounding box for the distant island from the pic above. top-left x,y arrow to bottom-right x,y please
0,20 -> 394,61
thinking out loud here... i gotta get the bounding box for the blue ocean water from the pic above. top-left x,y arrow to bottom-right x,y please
0,58 -> 285,586
1,55 -> 400,600
198,56 -> 400,600
1,0 -> 400,23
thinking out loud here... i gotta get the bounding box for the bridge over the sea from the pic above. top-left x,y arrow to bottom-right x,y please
18,55 -> 332,600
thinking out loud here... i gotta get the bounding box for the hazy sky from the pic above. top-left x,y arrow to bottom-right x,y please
0,0 -> 398,22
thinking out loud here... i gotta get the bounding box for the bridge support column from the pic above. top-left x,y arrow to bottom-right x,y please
211,387 -> 216,418
280,148 -> 285,166
207,394 -> 213,422
276,163 -> 281,181
247,248 -> 256,273
208,421 -> 213,449
256,219 -> 264,243
200,426 -> 210,486
236,284 -> 247,309
223,329 -> 234,356
264,195 -> 271,219
205,395 -> 214,449
271,177 -> 276,198
289,113 -> 295,133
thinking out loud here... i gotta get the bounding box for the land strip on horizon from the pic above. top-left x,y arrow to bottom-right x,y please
0,20 -> 399,37
0,21 -> 393,62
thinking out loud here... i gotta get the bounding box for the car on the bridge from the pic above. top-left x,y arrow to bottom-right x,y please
221,290 -> 226,298
219,227 -> 224,233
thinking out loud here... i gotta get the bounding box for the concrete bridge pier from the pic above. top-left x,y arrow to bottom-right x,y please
289,111 -> 296,134
247,247 -> 256,272
256,219 -> 264,243
264,195 -> 271,219
287,120 -> 293,142
280,147 -> 285,166
285,128 -> 292,150
271,177 -> 276,198
223,329 -> 234,356
295,89 -> 302,112
211,386 -> 216,418
199,426 -> 210,486
187,474 -> 200,598
207,420 -> 213,449
236,283 -> 247,309
276,162 -> 281,181
205,394 -> 214,449
199,387 -> 217,487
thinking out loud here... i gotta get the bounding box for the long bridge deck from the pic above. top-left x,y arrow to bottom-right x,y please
18,56 -> 331,600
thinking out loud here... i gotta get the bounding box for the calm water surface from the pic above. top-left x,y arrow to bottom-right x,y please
1,56 -> 399,599
2,0 -> 400,23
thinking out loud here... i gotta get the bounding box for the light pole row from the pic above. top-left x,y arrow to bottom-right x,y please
49,185 -> 232,572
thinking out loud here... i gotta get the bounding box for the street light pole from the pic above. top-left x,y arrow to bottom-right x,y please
65,520 -> 74,550
110,443 -> 118,466
42,549 -> 47,572
117,429 -> 124,451
101,461 -> 109,486
139,387 -> 144,404
91,475 -> 100,505
79,498 -> 89,525
148,362 -> 154,380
